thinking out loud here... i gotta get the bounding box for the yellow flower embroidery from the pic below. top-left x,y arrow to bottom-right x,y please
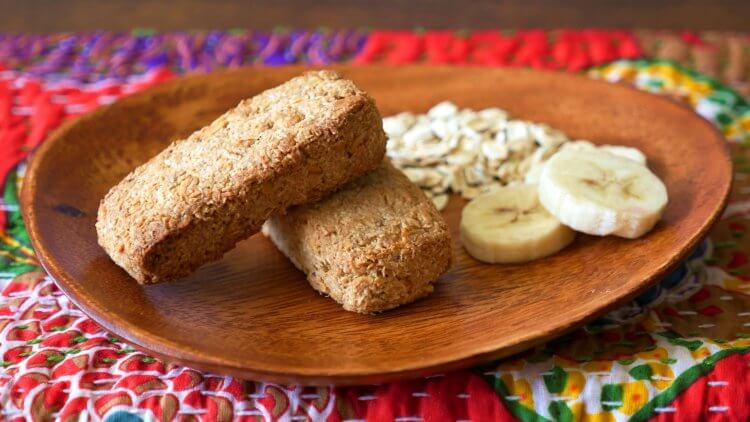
562,371 -> 586,400
648,362 -> 675,390
620,381 -> 649,416
691,346 -> 712,360
636,347 -> 668,361
501,374 -> 535,409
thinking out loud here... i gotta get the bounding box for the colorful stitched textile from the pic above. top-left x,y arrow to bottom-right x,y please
2,29 -> 750,421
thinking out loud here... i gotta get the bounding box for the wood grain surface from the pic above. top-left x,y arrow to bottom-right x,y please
2,0 -> 749,32
21,66 -> 732,385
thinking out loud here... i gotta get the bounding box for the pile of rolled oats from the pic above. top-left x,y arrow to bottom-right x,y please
384,101 -> 571,210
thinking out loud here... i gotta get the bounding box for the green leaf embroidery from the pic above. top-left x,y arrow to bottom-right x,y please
26,338 -> 42,345
4,171 -> 32,250
629,364 -> 653,380
543,366 -> 568,394
668,338 -> 703,351
601,384 -> 624,411
141,356 -> 156,364
716,112 -> 733,125
548,400 -> 574,422
46,354 -> 64,363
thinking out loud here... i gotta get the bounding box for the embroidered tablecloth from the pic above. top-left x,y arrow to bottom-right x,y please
1,29 -> 750,421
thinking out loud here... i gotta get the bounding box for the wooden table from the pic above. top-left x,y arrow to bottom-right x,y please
2,0 -> 749,32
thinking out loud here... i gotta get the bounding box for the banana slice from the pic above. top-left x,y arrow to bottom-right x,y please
600,145 -> 647,165
524,162 -> 545,184
525,144 -> 646,185
560,140 -> 597,153
460,185 -> 576,263
538,148 -> 668,238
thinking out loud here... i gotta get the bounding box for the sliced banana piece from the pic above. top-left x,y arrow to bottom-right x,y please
538,148 -> 668,239
560,140 -> 597,153
600,145 -> 647,165
460,185 -> 576,264
524,163 -> 545,185
525,144 -> 646,184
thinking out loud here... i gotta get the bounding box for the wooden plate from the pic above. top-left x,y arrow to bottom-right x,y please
21,66 -> 732,385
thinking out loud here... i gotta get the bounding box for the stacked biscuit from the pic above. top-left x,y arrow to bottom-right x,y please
96,71 -> 452,313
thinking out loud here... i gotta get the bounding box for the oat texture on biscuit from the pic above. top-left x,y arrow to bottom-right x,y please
96,70 -> 386,284
262,161 -> 453,314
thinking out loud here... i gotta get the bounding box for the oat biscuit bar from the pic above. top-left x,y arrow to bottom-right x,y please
262,161 -> 453,313
97,71 -> 386,283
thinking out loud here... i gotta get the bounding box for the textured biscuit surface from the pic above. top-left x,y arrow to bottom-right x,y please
96,71 -> 386,283
262,161 -> 453,313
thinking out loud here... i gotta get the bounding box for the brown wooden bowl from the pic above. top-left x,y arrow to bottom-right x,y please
21,66 -> 732,385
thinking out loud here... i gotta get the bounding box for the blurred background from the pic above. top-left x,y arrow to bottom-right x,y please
2,2 -> 750,422
1,0 -> 749,32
